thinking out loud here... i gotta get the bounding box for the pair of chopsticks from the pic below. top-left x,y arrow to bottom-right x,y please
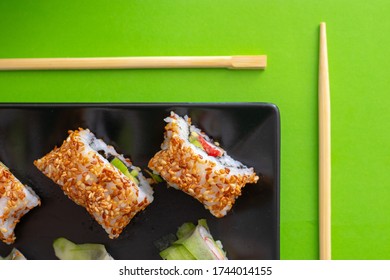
0,24 -> 331,260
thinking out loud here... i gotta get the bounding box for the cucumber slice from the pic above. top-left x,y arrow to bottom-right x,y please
176,222 -> 196,239
110,157 -> 128,174
53,237 -> 114,260
160,244 -> 196,260
110,157 -> 139,184
158,219 -> 227,260
130,169 -> 139,177
144,169 -> 163,183
189,134 -> 203,149
175,223 -> 226,260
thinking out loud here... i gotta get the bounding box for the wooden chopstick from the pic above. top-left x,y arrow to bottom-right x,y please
319,22 -> 331,260
0,55 -> 267,71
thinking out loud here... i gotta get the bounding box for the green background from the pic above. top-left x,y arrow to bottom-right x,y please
0,0 -> 389,259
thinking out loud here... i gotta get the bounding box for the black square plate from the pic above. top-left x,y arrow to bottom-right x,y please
0,103 -> 280,260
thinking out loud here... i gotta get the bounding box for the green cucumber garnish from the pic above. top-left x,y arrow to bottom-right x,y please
159,219 -> 228,260
110,157 -> 139,184
144,169 -> 163,183
130,169 -> 139,177
189,132 -> 203,149
53,237 -> 113,260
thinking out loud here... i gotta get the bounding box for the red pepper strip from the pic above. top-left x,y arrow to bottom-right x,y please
198,135 -> 222,157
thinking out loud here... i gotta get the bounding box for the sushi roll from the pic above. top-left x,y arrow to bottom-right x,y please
0,162 -> 40,244
34,128 -> 153,239
148,112 -> 259,218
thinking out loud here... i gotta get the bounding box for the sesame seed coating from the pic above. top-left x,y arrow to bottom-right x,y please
148,113 -> 259,218
0,165 -> 41,244
34,128 -> 152,239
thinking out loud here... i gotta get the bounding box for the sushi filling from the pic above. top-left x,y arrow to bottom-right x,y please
109,157 -> 140,184
174,116 -> 248,170
86,134 -> 141,185
79,128 -> 153,204
189,131 -> 223,158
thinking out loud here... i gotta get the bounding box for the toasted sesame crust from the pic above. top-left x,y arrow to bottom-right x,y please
0,165 -> 41,244
33,128 -> 152,239
148,113 -> 259,218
